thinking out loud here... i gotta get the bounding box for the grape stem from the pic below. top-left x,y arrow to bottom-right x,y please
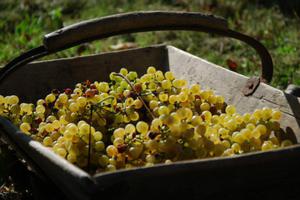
87,103 -> 93,173
113,73 -> 155,119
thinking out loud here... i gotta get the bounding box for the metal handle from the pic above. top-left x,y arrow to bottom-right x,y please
0,11 -> 273,94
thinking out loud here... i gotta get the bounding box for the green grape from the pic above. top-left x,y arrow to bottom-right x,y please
56,148 -> 67,158
0,67 -> 293,174
231,143 -> 241,153
77,97 -> 87,107
129,146 -> 143,159
106,145 -> 118,157
172,79 -> 181,88
256,124 -> 267,135
133,99 -> 143,109
95,141 -> 105,151
113,138 -> 124,147
271,110 -> 281,121
120,68 -> 128,75
147,66 -> 156,74
45,93 -> 56,103
125,124 -> 136,134
161,80 -> 172,90
43,136 -> 53,146
159,93 -> 168,102
158,106 -> 170,115
200,102 -> 210,111
20,122 -> 31,133
281,139 -> 293,147
190,84 -> 201,94
231,132 -> 245,144
151,118 -> 162,130
93,131 -> 103,141
136,121 -> 149,134
261,141 -> 273,151
168,95 -> 178,104
99,155 -> 109,167
7,95 -> 19,105
36,105 -> 46,114
113,128 -> 125,139
79,123 -> 90,136
106,164 -> 117,171
126,71 -> 138,81
225,105 -> 236,115
202,111 -> 212,122
0,95 -> 4,104
165,71 -> 175,80
155,70 -> 164,81
67,153 -> 77,163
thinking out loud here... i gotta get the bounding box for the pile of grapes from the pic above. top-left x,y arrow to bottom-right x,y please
0,67 -> 294,173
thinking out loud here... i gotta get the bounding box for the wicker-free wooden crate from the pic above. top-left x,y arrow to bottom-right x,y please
0,12 -> 300,200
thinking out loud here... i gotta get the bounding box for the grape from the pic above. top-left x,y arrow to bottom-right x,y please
151,118 -> 162,130
161,80 -> 172,90
45,94 -> 56,103
36,105 -> 46,114
106,145 -> 118,157
7,95 -> 19,105
77,97 -> 87,107
93,131 -> 103,141
67,153 -> 77,163
158,106 -> 170,115
136,121 -> 149,134
56,148 -> 67,158
0,95 -> 4,104
271,110 -> 281,121
200,102 -> 210,111
159,93 -> 168,102
261,141 -> 273,151
95,141 -> 105,151
20,122 -> 31,133
165,71 -> 175,80
147,66 -> 156,74
0,67 -> 292,174
120,68 -> 128,75
98,155 -> 109,167
149,100 -> 159,109
281,140 -> 293,147
225,105 -> 236,115
43,136 -> 53,146
125,124 -> 136,134
113,128 -> 125,139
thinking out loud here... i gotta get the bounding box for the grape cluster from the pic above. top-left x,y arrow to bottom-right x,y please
0,67 -> 294,173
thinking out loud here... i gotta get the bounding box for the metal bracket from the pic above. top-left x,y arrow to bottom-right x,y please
242,76 -> 260,96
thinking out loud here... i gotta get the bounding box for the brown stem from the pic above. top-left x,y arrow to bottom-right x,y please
113,73 -> 155,119
87,104 -> 93,172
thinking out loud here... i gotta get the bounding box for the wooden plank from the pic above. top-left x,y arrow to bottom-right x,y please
167,46 -> 300,141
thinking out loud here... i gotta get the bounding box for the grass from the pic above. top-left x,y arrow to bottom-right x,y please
0,0 -> 299,88
0,0 -> 299,198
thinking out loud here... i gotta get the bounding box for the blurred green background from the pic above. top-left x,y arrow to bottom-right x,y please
0,0 -> 299,198
0,0 -> 299,89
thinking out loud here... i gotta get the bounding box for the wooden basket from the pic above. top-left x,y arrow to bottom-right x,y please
0,11 -> 300,200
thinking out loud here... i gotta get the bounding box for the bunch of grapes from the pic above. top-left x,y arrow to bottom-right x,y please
0,66 -> 294,173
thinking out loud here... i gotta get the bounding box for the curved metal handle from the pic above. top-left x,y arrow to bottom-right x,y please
0,11 -> 273,93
